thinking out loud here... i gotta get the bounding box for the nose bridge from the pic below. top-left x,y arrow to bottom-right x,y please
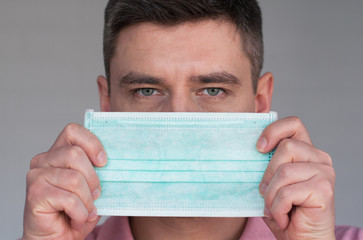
165,88 -> 199,112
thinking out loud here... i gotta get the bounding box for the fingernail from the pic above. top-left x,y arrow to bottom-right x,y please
257,137 -> 267,151
97,151 -> 107,165
88,208 -> 98,221
260,182 -> 267,197
264,206 -> 272,218
92,189 -> 101,200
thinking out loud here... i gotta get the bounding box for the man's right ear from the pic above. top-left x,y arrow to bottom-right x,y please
97,76 -> 111,112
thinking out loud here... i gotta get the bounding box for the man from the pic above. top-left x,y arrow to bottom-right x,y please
22,0 -> 361,239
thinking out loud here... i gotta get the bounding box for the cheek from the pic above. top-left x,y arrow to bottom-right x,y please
195,96 -> 254,112
232,88 -> 256,112
109,96 -> 123,111
110,94 -> 165,112
200,100 -> 255,112
237,93 -> 255,112
109,90 -> 131,111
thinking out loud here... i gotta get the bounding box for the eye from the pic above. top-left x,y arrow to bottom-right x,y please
136,88 -> 159,96
202,88 -> 224,96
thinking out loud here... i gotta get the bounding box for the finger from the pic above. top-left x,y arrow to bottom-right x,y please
263,162 -> 333,208
30,146 -> 101,199
259,139 -> 332,193
50,123 -> 107,167
267,177 -> 334,230
267,183 -> 305,230
43,168 -> 96,213
26,168 -> 100,235
28,175 -> 91,227
40,168 -> 97,215
47,188 -> 96,231
257,116 -> 312,153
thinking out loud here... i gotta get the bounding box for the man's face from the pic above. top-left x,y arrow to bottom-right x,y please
98,19 -> 272,113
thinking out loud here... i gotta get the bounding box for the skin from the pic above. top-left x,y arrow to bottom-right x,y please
23,19 -> 336,240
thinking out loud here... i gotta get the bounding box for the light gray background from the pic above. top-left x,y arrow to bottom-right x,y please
1,1 -> 362,239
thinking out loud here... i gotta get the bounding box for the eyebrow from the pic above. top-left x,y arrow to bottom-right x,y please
118,71 -> 241,87
118,72 -> 161,87
190,71 -> 242,85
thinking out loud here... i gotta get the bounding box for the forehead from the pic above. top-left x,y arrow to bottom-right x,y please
110,19 -> 251,82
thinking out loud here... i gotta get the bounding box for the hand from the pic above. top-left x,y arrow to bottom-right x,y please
23,123 -> 107,240
257,117 -> 336,240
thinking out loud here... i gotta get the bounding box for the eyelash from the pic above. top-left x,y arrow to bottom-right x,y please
132,88 -> 161,97
200,88 -> 225,97
132,87 -> 227,97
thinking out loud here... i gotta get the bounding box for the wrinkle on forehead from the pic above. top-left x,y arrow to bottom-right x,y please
117,19 -> 240,50
114,20 -> 244,61
110,19 -> 251,89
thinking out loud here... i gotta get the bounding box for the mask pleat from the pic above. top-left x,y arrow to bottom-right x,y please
84,110 -> 277,217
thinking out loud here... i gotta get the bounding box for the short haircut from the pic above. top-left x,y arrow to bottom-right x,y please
103,0 -> 263,92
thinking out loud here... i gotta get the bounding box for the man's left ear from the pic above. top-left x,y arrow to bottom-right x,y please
97,75 -> 111,112
254,72 -> 274,113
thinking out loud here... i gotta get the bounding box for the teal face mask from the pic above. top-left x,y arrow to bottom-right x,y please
84,110 -> 277,217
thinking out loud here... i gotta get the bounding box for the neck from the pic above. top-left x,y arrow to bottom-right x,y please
130,217 -> 247,240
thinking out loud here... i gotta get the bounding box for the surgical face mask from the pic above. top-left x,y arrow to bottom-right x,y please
84,110 -> 277,217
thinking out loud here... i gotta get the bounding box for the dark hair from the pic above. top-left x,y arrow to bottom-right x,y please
104,0 -> 263,92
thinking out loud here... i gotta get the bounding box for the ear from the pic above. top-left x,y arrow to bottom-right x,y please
97,75 -> 111,112
254,72 -> 274,113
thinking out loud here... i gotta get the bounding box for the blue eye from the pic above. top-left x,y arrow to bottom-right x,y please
137,88 -> 157,96
202,88 -> 224,96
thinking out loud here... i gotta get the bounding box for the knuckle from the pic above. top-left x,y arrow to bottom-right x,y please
26,183 -> 43,203
278,164 -> 292,179
67,194 -> 80,209
67,170 -> 84,189
65,145 -> 84,160
30,153 -> 44,169
323,164 -> 336,178
290,116 -> 303,126
26,169 -> 35,184
280,139 -> 294,152
63,123 -> 80,137
26,171 -> 45,202
319,150 -> 333,166
26,168 -> 41,185
318,178 -> 334,198
278,186 -> 292,202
